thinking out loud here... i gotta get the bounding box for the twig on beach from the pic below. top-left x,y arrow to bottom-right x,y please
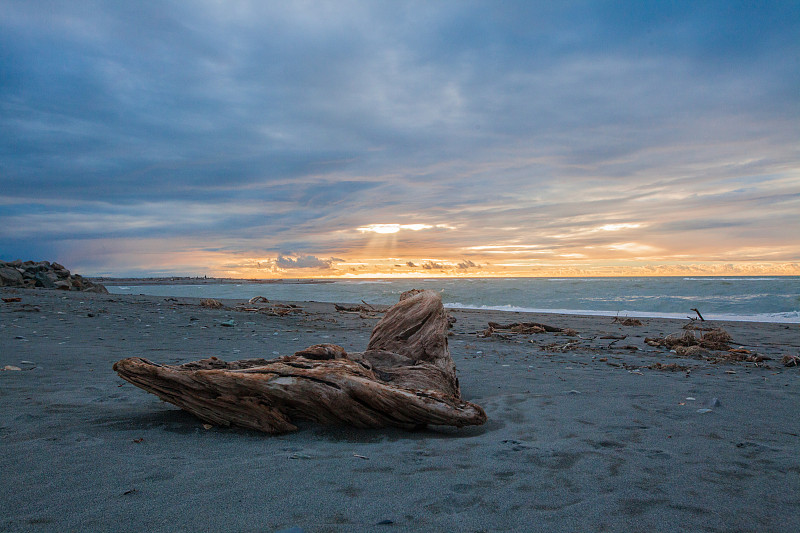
690,308 -> 705,321
601,334 -> 628,347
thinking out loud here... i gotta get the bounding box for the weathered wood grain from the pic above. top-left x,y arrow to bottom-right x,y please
113,290 -> 487,433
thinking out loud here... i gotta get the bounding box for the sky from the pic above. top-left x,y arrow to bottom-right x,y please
1,0 -> 799,278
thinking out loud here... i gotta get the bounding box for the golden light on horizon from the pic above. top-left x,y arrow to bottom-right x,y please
598,223 -> 642,231
68,234 -> 800,280
218,259 -> 800,280
357,223 -> 430,234
356,223 -> 455,234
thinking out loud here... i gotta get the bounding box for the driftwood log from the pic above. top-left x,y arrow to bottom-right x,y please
113,289 -> 487,433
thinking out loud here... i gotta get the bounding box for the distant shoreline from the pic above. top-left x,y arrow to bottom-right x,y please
91,275 -> 800,324
89,274 -> 799,287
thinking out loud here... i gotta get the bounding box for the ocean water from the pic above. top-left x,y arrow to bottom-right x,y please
107,277 -> 800,323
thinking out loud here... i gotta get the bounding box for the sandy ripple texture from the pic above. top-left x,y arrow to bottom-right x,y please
1,287 -> 799,532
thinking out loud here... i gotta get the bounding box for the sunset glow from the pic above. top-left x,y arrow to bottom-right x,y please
357,224 -> 439,234
1,2 -> 798,278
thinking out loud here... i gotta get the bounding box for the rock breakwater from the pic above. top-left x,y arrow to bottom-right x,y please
0,260 -> 108,293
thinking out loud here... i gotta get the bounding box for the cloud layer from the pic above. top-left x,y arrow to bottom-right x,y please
1,1 -> 798,276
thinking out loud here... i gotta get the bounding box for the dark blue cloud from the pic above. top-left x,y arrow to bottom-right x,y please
275,254 -> 334,269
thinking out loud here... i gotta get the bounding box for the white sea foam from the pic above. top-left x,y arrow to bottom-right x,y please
444,303 -> 800,323
546,278 -> 609,282
683,277 -> 785,281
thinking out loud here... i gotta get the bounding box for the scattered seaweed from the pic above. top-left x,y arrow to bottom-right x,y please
781,354 -> 799,367
612,317 -> 643,326
490,321 -> 563,333
260,303 -> 304,317
645,337 -> 664,347
480,321 -> 566,337
700,328 -> 733,350
541,340 -> 583,352
334,301 -> 384,319
720,350 -> 769,363
231,301 -> 304,316
647,362 -> 691,372
200,298 -> 224,309
652,328 -> 733,351
643,327 -> 775,365
674,345 -> 710,358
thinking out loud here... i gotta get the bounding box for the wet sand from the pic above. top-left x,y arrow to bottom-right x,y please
1,287 -> 799,532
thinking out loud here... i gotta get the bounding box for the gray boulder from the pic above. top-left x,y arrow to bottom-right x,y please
82,284 -> 109,294
0,259 -> 108,292
54,280 -> 72,290
0,267 -> 24,286
34,271 -> 56,288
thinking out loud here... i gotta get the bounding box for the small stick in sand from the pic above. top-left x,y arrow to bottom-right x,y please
691,308 -> 705,321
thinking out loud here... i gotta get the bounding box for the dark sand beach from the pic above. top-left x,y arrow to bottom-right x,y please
2,287 -> 799,532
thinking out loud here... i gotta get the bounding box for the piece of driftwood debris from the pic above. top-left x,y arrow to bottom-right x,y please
113,290 -> 486,434
200,298 -> 225,309
489,321 -> 563,332
690,308 -> 705,321
334,301 -> 386,320
612,316 -> 643,326
646,328 -> 733,351
232,301 -> 304,316
480,321 -> 565,337
334,301 -> 383,313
